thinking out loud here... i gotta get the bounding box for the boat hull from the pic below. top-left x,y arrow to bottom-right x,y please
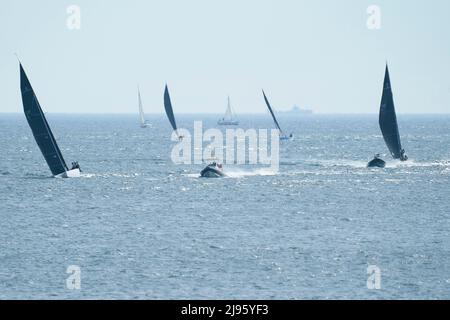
55,168 -> 81,178
280,135 -> 293,141
200,166 -> 225,178
218,121 -> 239,126
367,158 -> 386,168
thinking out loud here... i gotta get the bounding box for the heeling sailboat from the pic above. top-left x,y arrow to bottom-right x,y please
218,96 -> 239,125
379,65 -> 408,161
138,86 -> 149,128
262,90 -> 293,140
19,63 -> 81,178
368,64 -> 408,168
164,85 -> 183,140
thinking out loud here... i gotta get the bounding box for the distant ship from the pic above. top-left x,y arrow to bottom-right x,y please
279,105 -> 313,115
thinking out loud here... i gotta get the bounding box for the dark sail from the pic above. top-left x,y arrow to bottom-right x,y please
262,90 -> 283,134
379,65 -> 405,160
164,85 -> 178,132
20,64 -> 68,176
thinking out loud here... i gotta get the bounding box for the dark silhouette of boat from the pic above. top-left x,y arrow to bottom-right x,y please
19,62 -> 81,178
368,64 -> 408,168
262,90 -> 293,141
200,162 -> 225,178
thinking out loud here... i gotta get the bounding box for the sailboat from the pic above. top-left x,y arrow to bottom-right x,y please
262,90 -> 293,141
218,96 -> 239,125
138,87 -> 149,128
164,85 -> 183,140
19,62 -> 81,178
368,64 -> 408,168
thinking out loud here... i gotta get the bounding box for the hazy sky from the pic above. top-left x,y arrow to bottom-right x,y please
1,0 -> 450,114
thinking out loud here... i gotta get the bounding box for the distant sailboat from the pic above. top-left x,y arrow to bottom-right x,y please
218,96 -> 239,125
368,64 -> 408,168
164,85 -> 183,140
138,87 -> 149,128
19,63 -> 81,178
262,90 -> 293,140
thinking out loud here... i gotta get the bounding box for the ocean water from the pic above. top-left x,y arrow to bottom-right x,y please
0,113 -> 449,300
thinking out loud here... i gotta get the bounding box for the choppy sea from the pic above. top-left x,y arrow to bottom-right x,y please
0,113 -> 449,299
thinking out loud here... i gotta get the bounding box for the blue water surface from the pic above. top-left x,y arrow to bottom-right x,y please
0,113 -> 449,299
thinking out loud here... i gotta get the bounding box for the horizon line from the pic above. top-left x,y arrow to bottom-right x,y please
1,112 -> 450,116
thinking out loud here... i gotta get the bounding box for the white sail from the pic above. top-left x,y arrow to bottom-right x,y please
218,96 -> 239,125
138,87 -> 148,128
224,97 -> 233,120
